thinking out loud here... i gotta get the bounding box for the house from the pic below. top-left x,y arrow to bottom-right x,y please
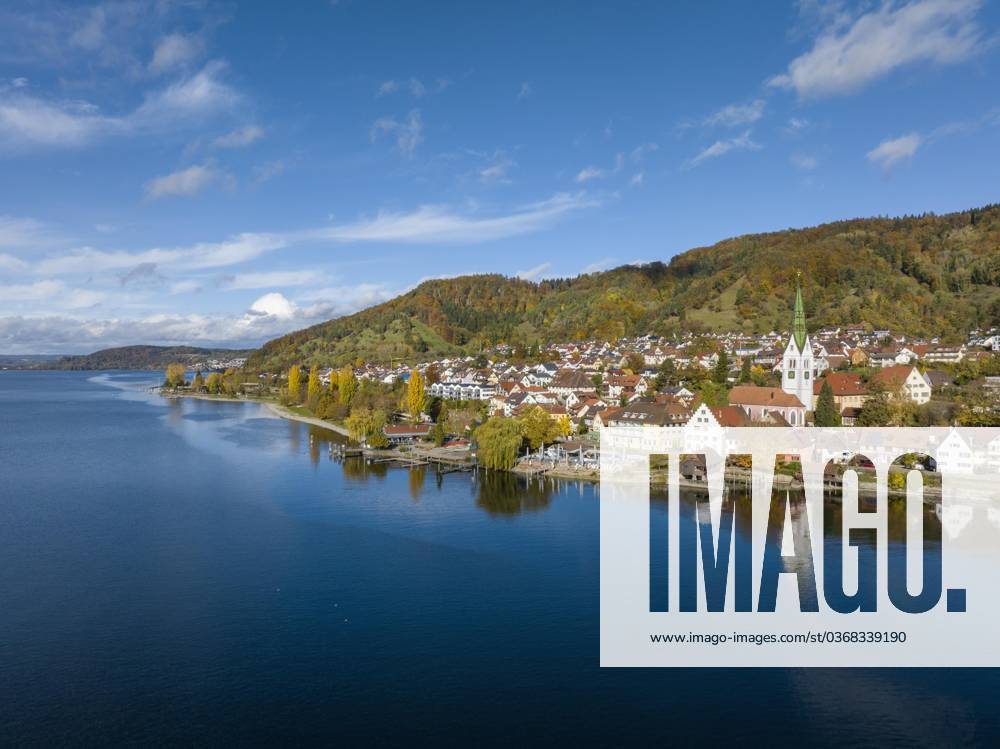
923,370 -> 954,389
550,369 -> 596,396
592,407 -> 624,431
872,365 -> 932,405
679,457 -> 707,482
608,401 -> 692,428
728,385 -> 807,426
923,344 -> 965,364
382,424 -> 432,444
813,372 -> 868,412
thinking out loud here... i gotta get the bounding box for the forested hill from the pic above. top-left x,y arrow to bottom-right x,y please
249,204 -> 1000,371
44,346 -> 253,371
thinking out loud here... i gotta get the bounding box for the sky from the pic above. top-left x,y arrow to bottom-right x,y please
1,0 -> 999,354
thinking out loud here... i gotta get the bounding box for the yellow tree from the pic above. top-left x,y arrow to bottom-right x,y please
407,368 -> 426,422
287,365 -> 302,403
556,414 -> 573,438
338,366 -> 357,405
164,363 -> 186,388
307,364 -> 321,403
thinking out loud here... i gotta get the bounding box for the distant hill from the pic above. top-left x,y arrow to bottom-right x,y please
42,346 -> 253,371
248,204 -> 1000,371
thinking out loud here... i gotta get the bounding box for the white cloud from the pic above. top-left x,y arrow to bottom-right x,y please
630,142 -> 658,162
479,154 -> 514,184
866,132 -> 922,169
170,280 -> 202,295
791,153 -> 819,169
785,117 -> 810,134
211,125 -> 264,149
769,0 -> 984,98
0,279 -> 401,353
224,271 -> 320,290
376,79 -> 399,97
705,99 -> 766,127
575,166 -> 605,183
518,81 -> 532,100
0,253 -> 28,272
252,160 -> 286,184
370,110 -> 423,157
144,164 -> 219,199
149,33 -> 203,75
0,216 -> 59,249
581,257 -> 617,274
35,232 -> 286,275
0,62 -> 241,150
11,77 -> 28,88
376,78 -> 446,98
0,94 -> 124,148
248,292 -> 297,320
0,280 -> 103,310
630,172 -> 644,186
687,130 -> 761,167
310,192 -> 596,244
517,262 -> 552,281
133,61 -> 242,124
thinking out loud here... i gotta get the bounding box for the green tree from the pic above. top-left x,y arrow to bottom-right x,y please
856,385 -> 891,426
653,359 -> 677,391
307,364 -> 321,403
407,368 -> 426,421
338,366 -> 357,406
287,365 -> 302,403
713,349 -> 730,384
192,370 -> 205,391
164,363 -> 187,388
813,380 -> 842,426
738,357 -> 752,384
431,421 -> 446,446
475,417 -> 523,469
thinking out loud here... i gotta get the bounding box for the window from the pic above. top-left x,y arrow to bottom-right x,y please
804,371 -> 810,380
788,371 -> 795,379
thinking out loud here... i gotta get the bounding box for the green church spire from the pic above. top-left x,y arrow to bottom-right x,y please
793,275 -> 807,352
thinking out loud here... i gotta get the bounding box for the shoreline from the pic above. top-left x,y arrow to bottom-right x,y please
262,402 -> 352,438
159,389 -> 352,438
159,389 -> 944,498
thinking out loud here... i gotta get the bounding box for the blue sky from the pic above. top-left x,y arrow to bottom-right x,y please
1,0 -> 998,353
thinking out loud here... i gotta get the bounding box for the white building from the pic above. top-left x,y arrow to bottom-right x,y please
780,283 -> 815,412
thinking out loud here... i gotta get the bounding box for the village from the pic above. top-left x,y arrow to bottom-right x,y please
170,285 -> 1000,479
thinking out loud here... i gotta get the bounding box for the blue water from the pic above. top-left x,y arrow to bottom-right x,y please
0,371 -> 997,746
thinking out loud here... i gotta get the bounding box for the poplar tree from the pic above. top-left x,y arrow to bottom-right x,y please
338,366 -> 357,406
287,365 -> 302,403
407,368 -> 426,422
307,364 -> 321,403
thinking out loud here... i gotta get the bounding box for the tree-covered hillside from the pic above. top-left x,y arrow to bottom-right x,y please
249,204 -> 1000,371
47,346 -> 253,371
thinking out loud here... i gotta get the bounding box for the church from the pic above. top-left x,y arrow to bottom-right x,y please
780,282 -> 815,412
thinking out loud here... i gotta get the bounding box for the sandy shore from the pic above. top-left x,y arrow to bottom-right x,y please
160,389 -> 352,439
263,402 -> 352,438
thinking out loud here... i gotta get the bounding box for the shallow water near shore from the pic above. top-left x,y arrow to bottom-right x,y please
1,370 -> 997,746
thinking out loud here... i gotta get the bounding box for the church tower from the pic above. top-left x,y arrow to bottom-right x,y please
780,279 -> 814,414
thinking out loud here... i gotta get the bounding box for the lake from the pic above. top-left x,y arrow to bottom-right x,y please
1,371 -> 997,746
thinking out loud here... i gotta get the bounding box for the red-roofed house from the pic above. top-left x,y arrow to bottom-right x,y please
728,385 -> 807,426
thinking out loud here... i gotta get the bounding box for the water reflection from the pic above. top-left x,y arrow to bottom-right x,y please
475,470 -> 554,516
